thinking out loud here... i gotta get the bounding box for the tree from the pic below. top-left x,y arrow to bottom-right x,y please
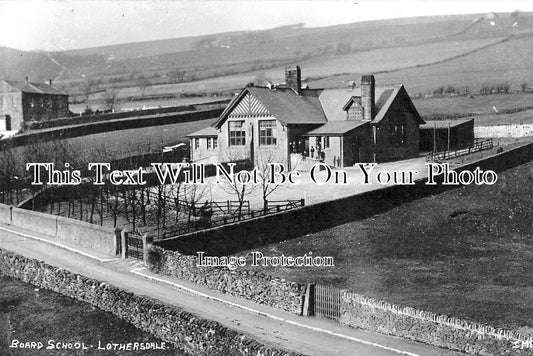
256,151 -> 284,214
182,183 -> 208,229
219,155 -> 256,219
102,88 -> 119,112
137,76 -> 151,97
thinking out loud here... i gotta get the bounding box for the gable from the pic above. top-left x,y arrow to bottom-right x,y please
214,86 -> 326,128
372,86 -> 424,125
0,80 -> 20,94
229,92 -> 270,117
342,96 -> 362,111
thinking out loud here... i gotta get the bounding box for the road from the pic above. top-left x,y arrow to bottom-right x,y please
0,224 -> 464,356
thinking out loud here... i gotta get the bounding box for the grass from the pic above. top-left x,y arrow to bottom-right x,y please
472,109 -> 533,126
7,117 -> 218,176
294,37 -> 506,80
0,275 -> 182,355
413,93 -> 533,119
236,161 -> 533,334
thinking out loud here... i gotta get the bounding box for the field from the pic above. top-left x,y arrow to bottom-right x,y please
236,161 -> 533,334
65,117 -> 217,160
75,32 -> 533,116
0,275 -> 182,355
6,116 -> 218,177
313,35 -> 533,95
412,92 -> 533,125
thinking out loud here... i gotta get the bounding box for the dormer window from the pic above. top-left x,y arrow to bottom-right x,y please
343,96 -> 365,121
347,104 -> 364,121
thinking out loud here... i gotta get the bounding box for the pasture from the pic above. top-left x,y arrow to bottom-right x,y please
413,92 -> 533,125
315,35 -> 533,95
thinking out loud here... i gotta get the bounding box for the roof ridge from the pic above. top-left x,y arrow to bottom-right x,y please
26,82 -> 45,94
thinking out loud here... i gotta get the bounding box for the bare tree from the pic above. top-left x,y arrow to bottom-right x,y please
256,150 -> 284,214
137,76 -> 151,97
102,88 -> 119,112
80,80 -> 95,102
182,183 -> 208,228
218,159 -> 256,219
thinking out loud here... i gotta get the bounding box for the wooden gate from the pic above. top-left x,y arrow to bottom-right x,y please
314,284 -> 342,320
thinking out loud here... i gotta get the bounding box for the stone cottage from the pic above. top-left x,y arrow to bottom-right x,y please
0,79 -> 69,133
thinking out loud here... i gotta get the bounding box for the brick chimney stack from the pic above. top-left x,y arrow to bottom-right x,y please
285,66 -> 301,95
361,75 -> 375,121
25,76 -> 29,84
48,79 -> 53,86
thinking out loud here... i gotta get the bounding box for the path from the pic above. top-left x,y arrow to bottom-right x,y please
0,223 -> 463,356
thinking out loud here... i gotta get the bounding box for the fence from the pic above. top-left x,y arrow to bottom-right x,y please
209,200 -> 250,215
314,284 -> 342,320
162,199 -> 305,238
426,138 -> 493,162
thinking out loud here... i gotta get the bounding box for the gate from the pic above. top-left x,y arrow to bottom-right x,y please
314,284 -> 342,320
126,233 -> 144,260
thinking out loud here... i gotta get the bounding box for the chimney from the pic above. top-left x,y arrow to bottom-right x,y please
25,76 -> 29,84
361,75 -> 375,121
47,79 -> 52,86
285,66 -> 301,95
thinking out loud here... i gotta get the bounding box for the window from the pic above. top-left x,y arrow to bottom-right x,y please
347,105 -> 364,120
229,121 -> 246,146
213,138 -> 218,149
207,138 -> 212,149
389,124 -> 406,145
259,120 -> 277,145
323,136 -> 330,148
194,138 -> 200,149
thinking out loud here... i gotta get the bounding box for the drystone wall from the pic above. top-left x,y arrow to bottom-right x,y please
0,249 -> 302,356
340,292 -> 532,356
147,246 -> 305,315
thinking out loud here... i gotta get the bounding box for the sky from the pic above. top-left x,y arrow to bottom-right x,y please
1,0 -> 533,51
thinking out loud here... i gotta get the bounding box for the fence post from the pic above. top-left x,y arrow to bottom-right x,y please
303,283 -> 315,316
121,230 -> 128,259
227,200 -> 230,213
142,233 -> 154,266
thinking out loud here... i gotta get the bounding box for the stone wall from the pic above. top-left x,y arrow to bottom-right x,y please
340,291 -> 532,356
0,108 -> 224,150
475,124 -> 533,138
147,246 -> 305,315
0,249 -> 301,356
0,203 -> 12,225
27,99 -> 230,130
2,204 -> 119,255
156,141 -> 533,256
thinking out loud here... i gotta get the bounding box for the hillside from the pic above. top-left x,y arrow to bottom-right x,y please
1,12 -> 532,91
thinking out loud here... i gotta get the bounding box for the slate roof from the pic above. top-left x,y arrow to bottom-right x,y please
302,121 -> 369,136
214,86 -> 326,126
189,81 -> 423,137
420,118 -> 474,129
317,86 -> 398,122
2,80 -> 68,96
186,126 -> 218,137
